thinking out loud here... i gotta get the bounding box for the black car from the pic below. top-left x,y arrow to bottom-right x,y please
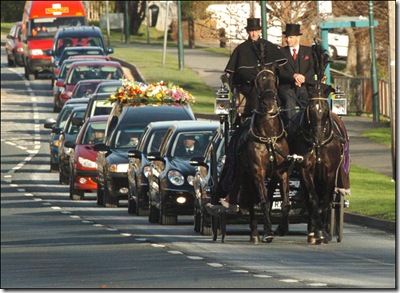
189,127 -> 227,235
127,121 -> 175,215
49,25 -> 114,68
147,120 -> 219,225
94,104 -> 196,208
58,106 -> 87,185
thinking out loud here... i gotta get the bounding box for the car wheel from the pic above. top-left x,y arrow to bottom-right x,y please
194,208 -> 201,232
69,170 -> 84,200
127,188 -> 136,214
7,55 -> 14,67
59,166 -> 69,185
200,211 -> 212,236
103,180 -> 118,208
148,204 -> 159,223
50,157 -> 58,173
27,65 -> 35,81
96,183 -> 104,206
159,203 -> 177,225
136,190 -> 149,216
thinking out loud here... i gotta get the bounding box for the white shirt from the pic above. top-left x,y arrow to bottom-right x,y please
291,46 -> 299,57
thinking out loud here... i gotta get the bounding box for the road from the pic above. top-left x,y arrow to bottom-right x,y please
1,50 -> 395,289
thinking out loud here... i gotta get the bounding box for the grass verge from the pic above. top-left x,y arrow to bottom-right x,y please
348,164 -> 395,221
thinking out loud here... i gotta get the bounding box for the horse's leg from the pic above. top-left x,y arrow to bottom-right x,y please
261,200 -> 274,243
249,204 -> 259,244
275,173 -> 290,236
300,170 -> 322,243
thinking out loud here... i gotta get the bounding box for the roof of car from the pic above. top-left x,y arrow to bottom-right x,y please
55,26 -> 102,37
87,115 -> 109,122
62,46 -> 105,53
167,120 -> 220,132
68,60 -> 122,68
75,79 -> 111,86
65,97 -> 90,105
120,105 -> 196,122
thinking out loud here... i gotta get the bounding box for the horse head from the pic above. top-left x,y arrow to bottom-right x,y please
305,83 -> 335,146
255,63 -> 280,116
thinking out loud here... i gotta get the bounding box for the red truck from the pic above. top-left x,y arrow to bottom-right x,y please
21,1 -> 87,80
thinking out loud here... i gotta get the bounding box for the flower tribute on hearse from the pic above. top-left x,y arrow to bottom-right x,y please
106,79 -> 195,106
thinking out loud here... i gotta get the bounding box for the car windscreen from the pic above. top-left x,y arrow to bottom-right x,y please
145,130 -> 168,154
28,17 -> 86,38
171,131 -> 215,158
82,121 -> 107,145
57,108 -> 74,129
111,125 -> 148,149
65,111 -> 85,134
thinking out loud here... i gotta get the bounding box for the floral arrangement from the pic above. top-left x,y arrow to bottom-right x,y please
106,79 -> 195,106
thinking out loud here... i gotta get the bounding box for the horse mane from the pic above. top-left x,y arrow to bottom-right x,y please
311,39 -> 331,82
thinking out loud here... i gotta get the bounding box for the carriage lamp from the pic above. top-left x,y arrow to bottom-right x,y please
215,84 -> 230,115
331,84 -> 347,115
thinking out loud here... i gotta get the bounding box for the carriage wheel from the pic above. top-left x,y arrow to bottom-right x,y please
329,192 -> 344,242
335,194 -> 344,242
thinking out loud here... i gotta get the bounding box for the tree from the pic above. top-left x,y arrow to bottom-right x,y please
114,1 -> 146,35
1,2 -> 24,22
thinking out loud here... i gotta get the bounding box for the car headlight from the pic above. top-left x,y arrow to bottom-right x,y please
78,157 -> 97,169
109,163 -> 129,173
187,175 -> 194,186
168,170 -> 184,186
143,165 -> 152,178
29,49 -> 43,56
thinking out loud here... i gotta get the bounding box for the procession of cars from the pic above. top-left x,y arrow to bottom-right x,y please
24,16 -> 221,229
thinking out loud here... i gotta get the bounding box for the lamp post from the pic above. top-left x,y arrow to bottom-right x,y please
368,1 -> 379,123
260,0 -> 267,40
177,0 -> 184,70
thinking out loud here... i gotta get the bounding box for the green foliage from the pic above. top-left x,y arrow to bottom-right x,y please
1,2 -> 24,23
348,164 -> 395,221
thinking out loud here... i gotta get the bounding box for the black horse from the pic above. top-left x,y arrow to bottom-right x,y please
289,83 -> 349,244
227,63 -> 292,244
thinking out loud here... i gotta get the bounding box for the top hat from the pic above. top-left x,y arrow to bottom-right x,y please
245,18 -> 262,31
183,134 -> 196,140
283,24 -> 302,36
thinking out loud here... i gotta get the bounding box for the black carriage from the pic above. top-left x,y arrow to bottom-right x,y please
195,75 -> 348,244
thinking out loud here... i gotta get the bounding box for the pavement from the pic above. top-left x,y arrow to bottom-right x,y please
1,35 -> 395,233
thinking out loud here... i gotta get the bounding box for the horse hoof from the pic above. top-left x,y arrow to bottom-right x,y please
262,233 -> 274,243
307,233 -> 316,244
275,225 -> 289,236
250,236 -> 260,244
314,230 -> 324,240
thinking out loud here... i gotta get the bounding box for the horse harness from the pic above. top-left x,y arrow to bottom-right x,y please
300,97 -> 346,164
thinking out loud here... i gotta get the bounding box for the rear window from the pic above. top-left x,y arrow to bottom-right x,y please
67,66 -> 123,84
55,37 -> 104,56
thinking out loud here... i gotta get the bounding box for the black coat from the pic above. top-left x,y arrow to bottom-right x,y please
279,45 -> 316,91
225,38 -> 286,86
